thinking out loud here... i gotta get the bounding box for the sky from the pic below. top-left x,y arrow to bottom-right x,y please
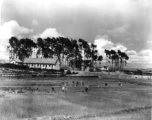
0,0 -> 152,68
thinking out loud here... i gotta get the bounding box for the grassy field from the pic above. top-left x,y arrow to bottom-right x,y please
0,77 -> 151,120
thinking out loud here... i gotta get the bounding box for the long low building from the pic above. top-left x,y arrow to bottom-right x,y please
23,58 -> 60,70
10,57 -> 60,70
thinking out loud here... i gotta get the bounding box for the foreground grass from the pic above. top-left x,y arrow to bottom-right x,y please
0,76 -> 151,120
0,86 -> 151,120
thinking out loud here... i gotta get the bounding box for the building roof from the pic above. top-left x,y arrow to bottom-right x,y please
11,59 -> 22,63
24,57 -> 58,64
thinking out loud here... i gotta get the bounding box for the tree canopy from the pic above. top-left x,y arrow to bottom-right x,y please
8,36 -> 129,71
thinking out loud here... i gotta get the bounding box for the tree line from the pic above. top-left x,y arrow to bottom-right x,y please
9,36 -> 129,71
105,49 -> 129,71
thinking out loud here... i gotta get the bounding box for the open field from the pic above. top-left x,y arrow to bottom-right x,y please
0,76 -> 151,120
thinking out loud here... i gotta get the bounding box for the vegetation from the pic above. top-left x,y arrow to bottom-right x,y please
9,37 -> 36,62
9,37 -> 103,70
0,63 -> 29,70
9,36 -> 129,71
105,49 -> 129,71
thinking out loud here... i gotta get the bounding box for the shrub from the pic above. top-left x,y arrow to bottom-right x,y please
66,70 -> 71,74
60,68 -> 65,74
0,63 -> 29,70
89,68 -> 94,72
72,72 -> 78,74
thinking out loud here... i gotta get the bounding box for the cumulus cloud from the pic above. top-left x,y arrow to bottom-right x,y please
32,20 -> 39,26
107,24 -> 130,37
126,50 -> 137,55
33,28 -> 64,40
124,49 -> 152,64
111,44 -> 127,52
146,40 -> 152,44
94,35 -> 127,56
0,45 -> 9,60
0,20 -> 33,44
94,35 -> 152,67
137,49 -> 152,57
0,20 -> 33,60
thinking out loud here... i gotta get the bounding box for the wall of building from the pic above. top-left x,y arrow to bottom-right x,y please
25,63 -> 60,70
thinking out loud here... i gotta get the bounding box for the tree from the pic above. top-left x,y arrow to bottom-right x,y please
66,39 -> 82,71
18,38 -> 36,62
78,39 -> 92,69
104,49 -> 110,70
117,50 -> 122,71
90,43 -> 98,68
121,52 -> 129,70
112,54 -> 119,71
9,37 -> 20,60
9,37 -> 36,62
110,50 -> 116,71
117,50 -> 129,71
98,55 -> 103,68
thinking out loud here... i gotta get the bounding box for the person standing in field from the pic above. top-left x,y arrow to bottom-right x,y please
85,86 -> 89,92
62,86 -> 67,93
81,81 -> 84,87
52,87 -> 56,92
118,83 -> 122,86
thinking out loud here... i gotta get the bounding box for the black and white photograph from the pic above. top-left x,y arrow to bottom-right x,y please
0,0 -> 152,119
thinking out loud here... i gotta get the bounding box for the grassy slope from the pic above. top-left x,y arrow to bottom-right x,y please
0,84 -> 151,120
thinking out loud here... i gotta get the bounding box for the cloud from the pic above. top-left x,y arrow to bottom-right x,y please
94,35 -> 127,56
146,40 -> 152,44
137,49 -> 152,56
0,20 -> 33,60
32,20 -> 39,26
0,20 -> 33,44
33,28 -> 64,40
124,49 -> 152,64
0,45 -> 9,60
127,50 -> 137,55
94,35 -> 152,67
94,35 -> 114,59
107,24 -> 130,37
111,44 -> 127,52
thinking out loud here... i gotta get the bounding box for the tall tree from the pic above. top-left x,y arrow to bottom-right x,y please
98,55 -> 103,69
18,38 -> 36,62
9,37 -> 20,60
121,52 -> 129,70
78,39 -> 92,69
105,49 -> 110,70
117,50 -> 122,71
110,50 -> 116,71
9,37 -> 36,62
90,43 -> 97,68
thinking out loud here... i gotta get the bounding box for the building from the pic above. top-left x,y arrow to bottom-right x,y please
8,46 -> 60,70
23,58 -> 60,70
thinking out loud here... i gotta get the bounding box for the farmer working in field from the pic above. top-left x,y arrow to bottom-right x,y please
62,86 -> 67,93
52,87 -> 56,92
85,86 -> 89,92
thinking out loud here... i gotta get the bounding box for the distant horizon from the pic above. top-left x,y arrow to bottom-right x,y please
0,58 -> 152,70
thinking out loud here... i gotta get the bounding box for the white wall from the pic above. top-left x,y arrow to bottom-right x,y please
25,63 -> 60,70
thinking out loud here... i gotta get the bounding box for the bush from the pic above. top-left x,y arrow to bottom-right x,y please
66,70 -> 71,74
72,72 -> 79,74
0,63 -> 29,70
89,68 -> 94,72
60,68 -> 65,74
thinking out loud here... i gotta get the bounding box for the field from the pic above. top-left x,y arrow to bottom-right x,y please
0,76 -> 151,120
